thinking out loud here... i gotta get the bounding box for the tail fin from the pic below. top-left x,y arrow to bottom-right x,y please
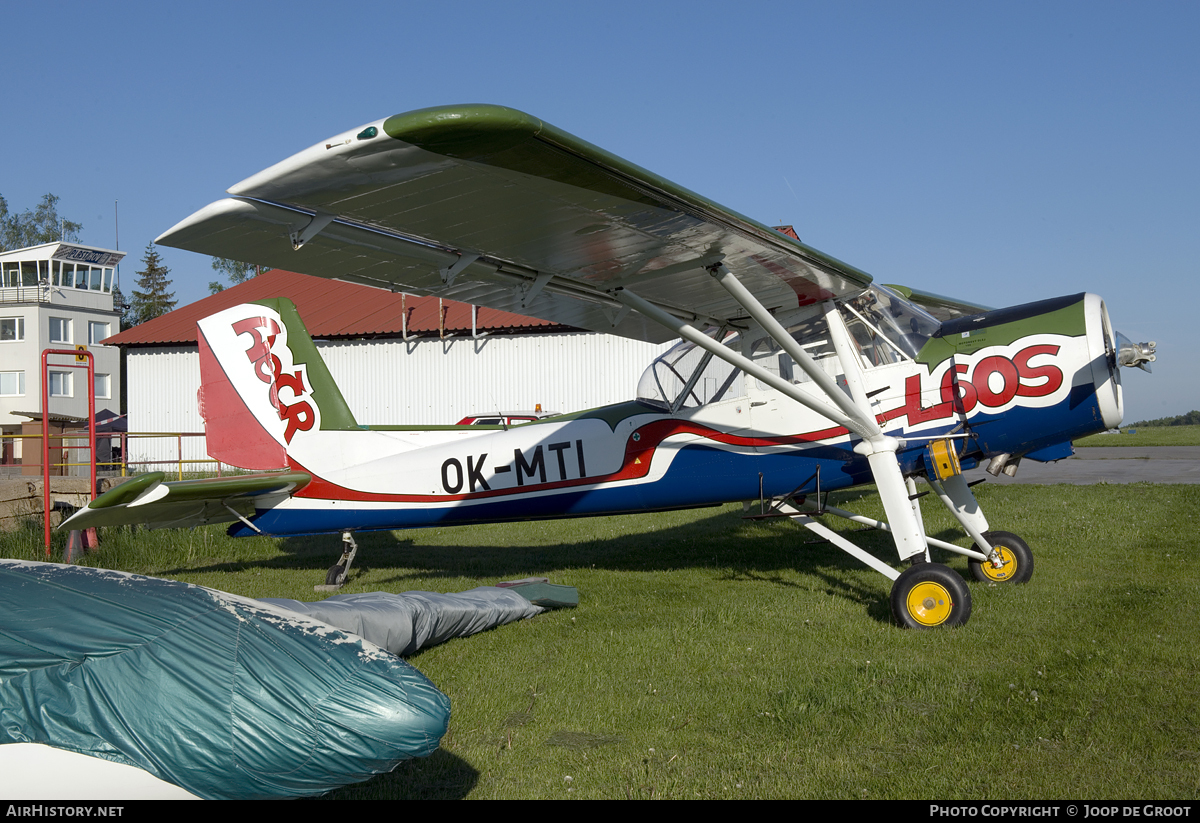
197,298 -> 358,470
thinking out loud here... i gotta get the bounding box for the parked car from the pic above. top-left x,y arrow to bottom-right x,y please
455,411 -> 559,427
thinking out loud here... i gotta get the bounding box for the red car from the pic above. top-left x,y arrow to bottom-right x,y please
455,411 -> 559,427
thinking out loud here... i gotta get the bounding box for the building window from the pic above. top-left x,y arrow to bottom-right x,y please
0,371 -> 24,396
89,321 -> 110,345
49,317 -> 71,344
49,371 -> 72,398
0,317 -> 23,342
94,373 -> 110,399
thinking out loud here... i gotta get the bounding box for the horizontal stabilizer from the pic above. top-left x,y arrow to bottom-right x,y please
60,471 -> 311,531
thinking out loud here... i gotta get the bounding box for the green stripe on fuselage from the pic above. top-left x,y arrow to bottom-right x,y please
916,296 -> 1088,369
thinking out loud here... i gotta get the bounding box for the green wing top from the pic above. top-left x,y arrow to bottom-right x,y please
883,284 -> 992,322
158,104 -> 875,344
60,471 -> 311,531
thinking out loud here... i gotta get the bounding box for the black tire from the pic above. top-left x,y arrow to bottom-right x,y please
969,531 -> 1034,584
324,562 -> 347,588
890,563 -> 972,629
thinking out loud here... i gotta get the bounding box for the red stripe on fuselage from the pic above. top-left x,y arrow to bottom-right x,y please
290,418 -> 856,504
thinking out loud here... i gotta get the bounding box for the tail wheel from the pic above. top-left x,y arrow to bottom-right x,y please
890,563 -> 972,629
315,531 -> 359,592
969,531 -> 1034,584
324,560 -> 349,588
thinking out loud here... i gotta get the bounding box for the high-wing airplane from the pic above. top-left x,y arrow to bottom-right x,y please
64,105 -> 1156,628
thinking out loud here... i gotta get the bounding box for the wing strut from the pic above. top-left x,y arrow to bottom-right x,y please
290,212 -> 336,250
707,264 -> 878,435
820,293 -> 927,561
614,264 -> 929,563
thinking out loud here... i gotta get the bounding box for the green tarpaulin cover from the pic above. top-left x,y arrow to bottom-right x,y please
0,560 -> 451,799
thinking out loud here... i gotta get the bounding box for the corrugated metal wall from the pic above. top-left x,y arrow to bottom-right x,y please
126,333 -> 673,469
125,347 -> 205,469
319,333 -> 670,423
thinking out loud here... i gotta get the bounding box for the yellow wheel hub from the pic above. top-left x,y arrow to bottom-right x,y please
905,581 -> 954,627
979,547 -> 1016,582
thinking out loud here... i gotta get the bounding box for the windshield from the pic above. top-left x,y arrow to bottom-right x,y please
839,285 -> 940,364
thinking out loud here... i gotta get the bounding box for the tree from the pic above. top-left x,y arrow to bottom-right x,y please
128,244 -> 177,325
0,193 -> 83,251
1130,410 -> 1200,427
111,282 -> 136,331
208,257 -> 270,294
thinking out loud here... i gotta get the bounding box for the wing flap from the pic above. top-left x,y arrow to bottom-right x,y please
60,471 -> 311,531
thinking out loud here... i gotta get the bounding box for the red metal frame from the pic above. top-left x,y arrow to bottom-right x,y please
41,348 -> 95,554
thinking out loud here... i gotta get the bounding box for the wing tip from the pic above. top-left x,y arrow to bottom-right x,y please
155,197 -> 258,246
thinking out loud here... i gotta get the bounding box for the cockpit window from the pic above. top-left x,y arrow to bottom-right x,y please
635,286 -> 941,412
747,310 -> 842,391
636,330 -> 744,411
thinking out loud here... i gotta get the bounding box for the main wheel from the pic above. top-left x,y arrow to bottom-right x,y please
890,563 -> 972,629
969,531 -> 1034,584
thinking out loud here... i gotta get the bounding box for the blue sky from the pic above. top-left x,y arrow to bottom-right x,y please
4,1 -> 1195,422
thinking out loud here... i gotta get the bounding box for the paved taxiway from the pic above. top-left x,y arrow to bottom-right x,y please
964,446 -> 1200,485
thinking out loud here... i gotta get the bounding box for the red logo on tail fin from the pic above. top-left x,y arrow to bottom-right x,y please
231,316 -> 317,444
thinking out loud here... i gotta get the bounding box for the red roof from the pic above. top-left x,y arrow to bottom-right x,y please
106,269 -> 569,346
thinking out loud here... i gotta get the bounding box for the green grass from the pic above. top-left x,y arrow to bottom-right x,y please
1075,425 -> 1200,447
2,484 -> 1199,799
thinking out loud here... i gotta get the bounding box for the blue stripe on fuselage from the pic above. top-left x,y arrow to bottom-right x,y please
229,390 -> 1105,538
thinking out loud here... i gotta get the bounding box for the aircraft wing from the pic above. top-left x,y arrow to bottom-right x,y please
883,284 -> 993,322
158,105 -> 875,343
60,471 -> 311,531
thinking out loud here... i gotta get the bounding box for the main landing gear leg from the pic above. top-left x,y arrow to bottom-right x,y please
315,530 -> 359,592
615,275 -> 970,627
905,475 -> 932,563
